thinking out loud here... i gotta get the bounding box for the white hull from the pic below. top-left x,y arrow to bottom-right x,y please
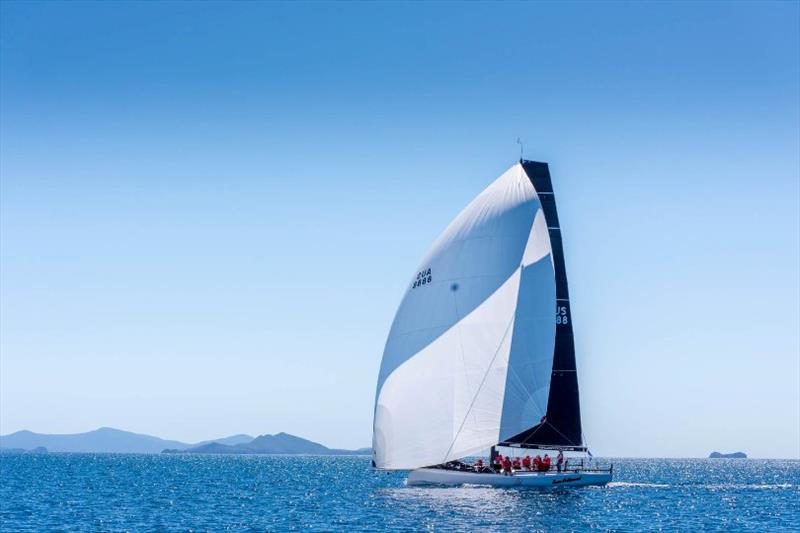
407,468 -> 612,488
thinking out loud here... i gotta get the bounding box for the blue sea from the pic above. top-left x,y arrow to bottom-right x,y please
1,455 -> 798,532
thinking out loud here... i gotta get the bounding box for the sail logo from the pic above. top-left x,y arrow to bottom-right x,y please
556,305 -> 569,325
412,268 -> 432,289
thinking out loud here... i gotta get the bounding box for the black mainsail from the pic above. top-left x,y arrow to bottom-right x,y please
499,160 -> 585,451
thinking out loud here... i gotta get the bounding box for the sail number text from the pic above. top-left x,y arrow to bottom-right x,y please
412,268 -> 432,289
556,306 -> 569,325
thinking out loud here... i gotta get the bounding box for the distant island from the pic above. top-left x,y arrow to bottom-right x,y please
0,427 -> 369,456
0,446 -> 48,454
709,451 -> 747,458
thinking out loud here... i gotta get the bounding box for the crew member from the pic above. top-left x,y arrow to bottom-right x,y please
522,455 -> 531,471
502,455 -> 513,476
556,450 -> 564,472
542,454 -> 552,472
493,454 -> 504,471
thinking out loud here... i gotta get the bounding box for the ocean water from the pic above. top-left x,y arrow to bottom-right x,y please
1,455 -> 798,532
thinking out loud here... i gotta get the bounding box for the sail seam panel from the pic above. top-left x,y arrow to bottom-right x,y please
441,280 -> 518,464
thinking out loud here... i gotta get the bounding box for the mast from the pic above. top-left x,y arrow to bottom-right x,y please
498,160 -> 584,451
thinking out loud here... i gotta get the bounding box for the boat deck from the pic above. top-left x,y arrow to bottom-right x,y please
407,463 -> 613,488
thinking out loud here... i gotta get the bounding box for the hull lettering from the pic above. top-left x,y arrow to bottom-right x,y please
552,476 -> 582,484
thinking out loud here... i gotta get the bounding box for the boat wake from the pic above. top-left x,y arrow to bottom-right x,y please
607,482 -> 670,488
701,483 -> 794,490
608,482 -> 794,490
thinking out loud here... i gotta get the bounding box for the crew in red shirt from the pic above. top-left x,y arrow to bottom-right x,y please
522,455 -> 531,470
533,455 -> 541,471
512,456 -> 521,470
542,454 -> 552,472
493,454 -> 503,471
502,456 -> 513,476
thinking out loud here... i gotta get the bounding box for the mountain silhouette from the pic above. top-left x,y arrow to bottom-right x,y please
0,427 -> 368,455
164,432 -> 369,455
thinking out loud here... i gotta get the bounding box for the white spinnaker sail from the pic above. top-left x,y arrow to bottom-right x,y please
373,163 -> 557,470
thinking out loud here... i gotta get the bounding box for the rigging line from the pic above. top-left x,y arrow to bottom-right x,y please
518,420 -> 548,445
515,422 -> 544,441
545,421 -> 578,446
441,294 -> 518,464
581,432 -> 590,455
519,419 -> 577,448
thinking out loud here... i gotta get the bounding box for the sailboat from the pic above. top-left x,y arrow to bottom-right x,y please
372,160 -> 612,488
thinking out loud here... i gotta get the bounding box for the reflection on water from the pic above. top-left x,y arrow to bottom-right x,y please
379,482 -> 592,528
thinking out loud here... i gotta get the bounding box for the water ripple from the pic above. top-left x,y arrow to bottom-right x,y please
1,455 -> 798,531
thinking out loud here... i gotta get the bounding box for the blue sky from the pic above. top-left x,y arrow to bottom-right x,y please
1,1 -> 798,458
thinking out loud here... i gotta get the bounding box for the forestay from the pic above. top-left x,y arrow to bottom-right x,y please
372,162 -> 561,470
